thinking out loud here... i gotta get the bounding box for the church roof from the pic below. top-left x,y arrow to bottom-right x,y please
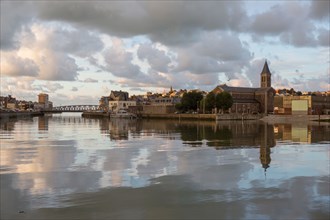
261,61 -> 271,75
215,84 -> 258,93
214,84 -> 275,94
110,90 -> 129,101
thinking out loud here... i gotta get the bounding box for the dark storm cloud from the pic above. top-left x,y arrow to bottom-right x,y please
250,4 -> 292,35
137,43 -> 172,73
309,0 -> 330,20
174,32 -> 252,76
34,1 -> 247,46
50,29 -> 104,58
0,1 -> 35,50
249,1 -> 329,47
317,28 -> 330,47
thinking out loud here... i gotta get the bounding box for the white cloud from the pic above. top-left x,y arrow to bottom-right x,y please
83,78 -> 98,83
0,51 -> 39,77
102,38 -> 143,78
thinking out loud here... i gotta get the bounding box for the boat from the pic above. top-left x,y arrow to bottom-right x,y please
110,109 -> 137,119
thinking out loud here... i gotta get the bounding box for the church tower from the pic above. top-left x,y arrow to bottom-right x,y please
260,61 -> 271,88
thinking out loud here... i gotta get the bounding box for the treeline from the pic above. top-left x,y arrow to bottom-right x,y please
175,91 -> 233,113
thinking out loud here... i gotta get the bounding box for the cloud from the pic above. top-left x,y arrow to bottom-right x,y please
0,0 -> 329,104
174,32 -> 252,78
102,38 -> 143,78
1,24 -> 79,81
249,2 -> 329,47
245,59 -> 268,87
137,43 -> 172,73
290,76 -> 326,92
317,28 -> 330,47
0,78 -> 62,100
0,1 -> 35,50
33,82 -> 64,93
49,27 -> 104,58
1,23 -> 104,81
0,51 -> 39,77
309,0 -> 330,20
34,1 -> 247,46
82,78 -> 98,83
0,77 -> 35,97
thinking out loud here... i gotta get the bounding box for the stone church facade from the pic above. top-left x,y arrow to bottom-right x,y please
212,61 -> 275,114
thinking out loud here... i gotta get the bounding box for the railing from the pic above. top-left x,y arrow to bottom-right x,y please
46,105 -> 100,112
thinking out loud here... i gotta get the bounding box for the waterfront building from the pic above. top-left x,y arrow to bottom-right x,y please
108,90 -> 136,113
38,93 -> 49,104
151,97 -> 181,106
274,95 -> 330,115
212,61 -> 275,114
0,95 -> 17,109
36,93 -> 52,110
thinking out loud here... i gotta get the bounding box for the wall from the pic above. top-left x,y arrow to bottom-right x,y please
142,105 -> 175,114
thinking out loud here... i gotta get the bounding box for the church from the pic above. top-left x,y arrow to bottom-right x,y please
212,61 -> 275,114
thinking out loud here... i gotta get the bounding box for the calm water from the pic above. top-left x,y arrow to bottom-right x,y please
1,113 -> 329,220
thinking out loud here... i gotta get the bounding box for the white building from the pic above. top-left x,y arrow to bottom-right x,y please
109,100 -> 136,113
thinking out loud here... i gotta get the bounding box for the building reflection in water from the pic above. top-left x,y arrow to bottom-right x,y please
99,119 -> 140,141
259,123 -> 273,172
38,116 -> 50,131
99,119 -> 276,171
1,115 -> 329,194
274,124 -> 311,143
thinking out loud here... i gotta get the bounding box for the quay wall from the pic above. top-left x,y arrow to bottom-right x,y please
82,111 -> 110,118
216,113 -> 264,121
0,112 -> 44,119
141,113 -> 216,120
261,114 -> 330,123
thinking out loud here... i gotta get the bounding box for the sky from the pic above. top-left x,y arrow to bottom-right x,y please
0,0 -> 329,106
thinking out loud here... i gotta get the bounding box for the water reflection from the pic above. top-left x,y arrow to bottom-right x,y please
0,115 -> 329,219
38,116 -> 49,131
274,123 -> 330,144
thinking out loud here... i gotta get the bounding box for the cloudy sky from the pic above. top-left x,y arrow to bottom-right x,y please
1,0 -> 329,105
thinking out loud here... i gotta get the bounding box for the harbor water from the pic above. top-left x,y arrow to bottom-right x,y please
0,113 -> 329,219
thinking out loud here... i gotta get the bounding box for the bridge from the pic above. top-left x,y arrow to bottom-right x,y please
43,105 -> 100,113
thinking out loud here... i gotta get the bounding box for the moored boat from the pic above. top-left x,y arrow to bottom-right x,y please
110,109 -> 136,119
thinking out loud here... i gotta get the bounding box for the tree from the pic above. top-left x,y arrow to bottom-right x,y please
177,91 -> 203,112
204,92 -> 216,112
215,92 -> 233,113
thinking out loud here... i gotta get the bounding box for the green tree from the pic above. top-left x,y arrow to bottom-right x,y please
204,92 -> 216,112
215,92 -> 233,113
177,91 -> 203,112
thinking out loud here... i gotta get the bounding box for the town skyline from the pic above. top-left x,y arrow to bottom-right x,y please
1,1 -> 329,106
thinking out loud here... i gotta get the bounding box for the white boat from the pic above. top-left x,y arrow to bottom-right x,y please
110,109 -> 136,119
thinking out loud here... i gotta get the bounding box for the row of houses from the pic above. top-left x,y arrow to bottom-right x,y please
99,89 -> 187,115
0,93 -> 53,111
98,61 -> 330,115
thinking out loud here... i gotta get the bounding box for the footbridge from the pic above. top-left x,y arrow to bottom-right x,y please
44,105 -> 99,113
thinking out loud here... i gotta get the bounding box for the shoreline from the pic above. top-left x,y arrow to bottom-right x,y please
260,114 -> 330,124
0,111 -> 44,120
81,111 -> 330,123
